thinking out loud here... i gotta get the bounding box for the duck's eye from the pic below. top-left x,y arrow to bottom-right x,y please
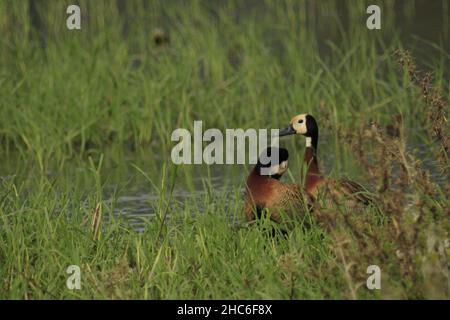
298,119 -> 304,124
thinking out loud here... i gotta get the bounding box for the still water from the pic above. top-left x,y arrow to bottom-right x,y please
100,139 -> 446,231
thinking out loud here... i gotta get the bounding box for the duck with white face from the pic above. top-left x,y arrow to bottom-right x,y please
244,147 -> 309,225
277,113 -> 374,209
278,114 -> 319,150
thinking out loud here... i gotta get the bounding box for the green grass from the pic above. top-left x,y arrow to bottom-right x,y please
0,0 -> 449,299
1,171 -> 338,299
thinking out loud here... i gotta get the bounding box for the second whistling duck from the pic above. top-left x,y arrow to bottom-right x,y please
244,147 -> 309,224
278,114 -> 373,209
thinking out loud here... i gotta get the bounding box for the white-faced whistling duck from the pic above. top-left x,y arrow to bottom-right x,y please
244,147 -> 308,224
278,114 -> 373,209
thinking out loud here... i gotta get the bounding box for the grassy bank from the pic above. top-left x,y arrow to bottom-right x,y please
0,0 -> 449,299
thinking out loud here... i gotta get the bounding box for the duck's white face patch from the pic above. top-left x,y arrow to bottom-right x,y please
278,160 -> 288,175
270,160 -> 288,176
290,114 -> 308,135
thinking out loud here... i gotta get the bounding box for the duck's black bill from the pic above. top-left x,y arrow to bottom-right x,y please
276,124 -> 296,137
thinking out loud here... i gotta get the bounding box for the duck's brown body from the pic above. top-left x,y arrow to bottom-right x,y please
245,167 -> 306,224
303,143 -> 373,209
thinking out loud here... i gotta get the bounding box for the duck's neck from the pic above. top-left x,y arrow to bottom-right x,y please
303,134 -> 321,189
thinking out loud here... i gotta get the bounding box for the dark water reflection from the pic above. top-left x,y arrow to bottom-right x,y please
103,163 -> 245,230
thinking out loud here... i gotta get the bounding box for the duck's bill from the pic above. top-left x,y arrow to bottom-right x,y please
276,124 -> 296,137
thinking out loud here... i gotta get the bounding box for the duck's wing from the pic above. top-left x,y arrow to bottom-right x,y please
316,178 -> 376,209
268,183 -> 311,223
337,178 -> 375,205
